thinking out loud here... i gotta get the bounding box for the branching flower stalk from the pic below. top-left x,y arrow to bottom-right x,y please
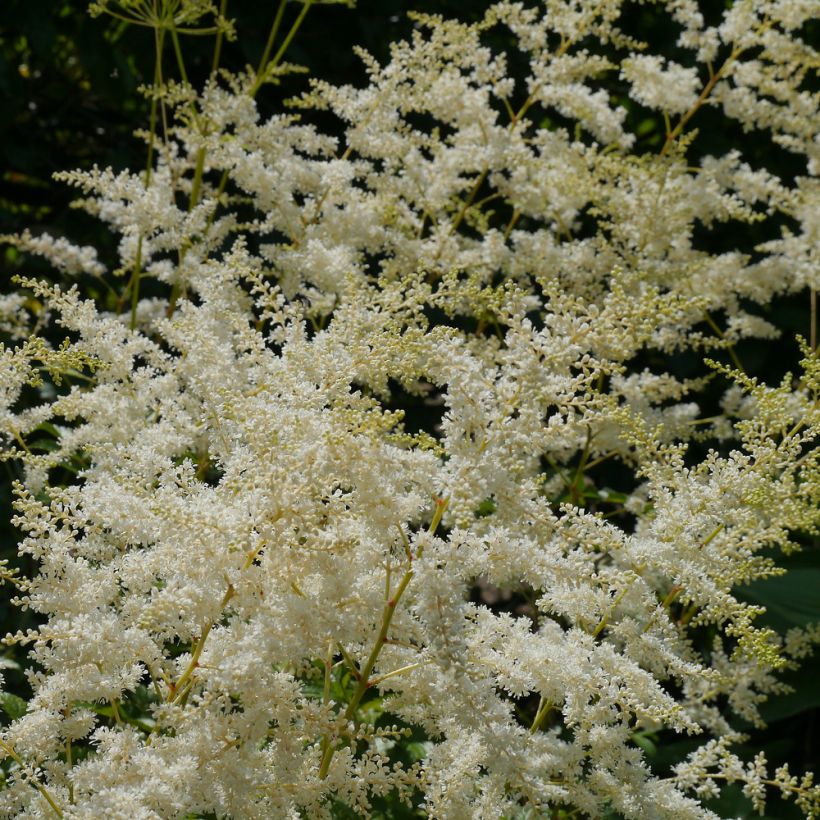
319,497 -> 448,779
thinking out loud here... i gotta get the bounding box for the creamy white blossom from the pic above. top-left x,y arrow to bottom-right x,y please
621,55 -> 701,115
1,0 -> 819,817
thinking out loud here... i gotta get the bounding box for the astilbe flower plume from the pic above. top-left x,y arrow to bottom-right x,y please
0,0 -> 819,817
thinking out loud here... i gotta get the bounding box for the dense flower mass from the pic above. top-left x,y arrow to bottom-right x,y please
1,0 -> 819,817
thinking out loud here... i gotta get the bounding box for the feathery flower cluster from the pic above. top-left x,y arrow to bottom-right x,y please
1,0 -> 819,817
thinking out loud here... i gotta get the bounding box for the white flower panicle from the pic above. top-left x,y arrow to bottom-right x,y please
0,0 -> 819,817
620,55 -> 701,115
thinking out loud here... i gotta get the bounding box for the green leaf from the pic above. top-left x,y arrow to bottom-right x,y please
475,498 -> 496,518
0,692 -> 27,720
404,741 -> 430,762
738,569 -> 820,631
27,438 -> 59,453
631,731 -> 657,756
759,660 -> 820,722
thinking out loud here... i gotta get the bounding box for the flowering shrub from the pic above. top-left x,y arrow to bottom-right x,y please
1,0 -> 819,817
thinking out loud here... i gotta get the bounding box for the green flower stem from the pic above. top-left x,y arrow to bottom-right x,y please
703,311 -> 745,373
660,47 -> 741,159
169,584 -> 235,704
700,524 -> 725,550
160,13 -> 207,320
250,0 -> 314,98
168,0 -> 314,318
510,1 -> 604,127
660,19 -> 773,159
570,428 -> 593,505
127,26 -> 164,329
210,0 -> 229,77
529,697 -> 554,734
319,640 -> 334,770
255,0 -> 289,81
168,21 -> 204,134
318,497 -> 449,779
336,642 -> 362,681
368,661 -> 422,687
318,566 -> 415,779
144,30 -> 164,189
448,167 -> 489,236
189,147 -> 207,211
591,581 -> 635,638
427,495 -> 449,538
0,740 -> 63,817
129,237 -> 144,330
